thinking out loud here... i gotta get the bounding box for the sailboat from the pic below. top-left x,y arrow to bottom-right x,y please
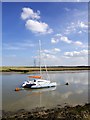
22,40 -> 57,89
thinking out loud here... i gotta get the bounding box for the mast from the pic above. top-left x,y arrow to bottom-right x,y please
34,58 -> 36,67
44,62 -> 50,80
39,40 -> 50,80
39,40 -> 42,77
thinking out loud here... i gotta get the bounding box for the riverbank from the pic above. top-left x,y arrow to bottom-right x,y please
2,103 -> 90,120
1,66 -> 90,73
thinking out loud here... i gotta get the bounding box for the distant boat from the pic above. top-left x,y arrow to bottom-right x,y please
22,40 -> 57,89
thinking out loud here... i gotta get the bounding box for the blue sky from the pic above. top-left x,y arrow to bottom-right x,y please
2,0 -> 89,2
2,2 -> 88,66
0,2 -> 2,66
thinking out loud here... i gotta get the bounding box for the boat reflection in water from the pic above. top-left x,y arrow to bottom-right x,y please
23,86 -> 56,107
23,86 -> 56,94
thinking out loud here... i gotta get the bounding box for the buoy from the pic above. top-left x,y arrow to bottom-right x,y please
65,82 -> 69,85
15,88 -> 20,91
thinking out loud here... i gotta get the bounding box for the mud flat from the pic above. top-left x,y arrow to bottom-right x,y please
2,103 -> 90,120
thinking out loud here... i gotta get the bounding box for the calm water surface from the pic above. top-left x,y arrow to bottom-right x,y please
2,71 -> 88,112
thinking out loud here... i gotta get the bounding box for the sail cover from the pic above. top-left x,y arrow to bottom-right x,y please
28,76 -> 41,79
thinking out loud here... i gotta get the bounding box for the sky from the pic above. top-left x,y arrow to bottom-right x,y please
0,2 -> 2,66
2,0 -> 90,2
2,2 -> 88,66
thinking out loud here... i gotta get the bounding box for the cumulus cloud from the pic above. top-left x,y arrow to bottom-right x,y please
25,20 -> 53,34
21,7 -> 53,34
42,48 -> 61,54
33,53 -> 57,66
78,31 -> 82,34
64,49 -> 88,57
74,41 -> 83,46
60,36 -> 72,44
33,48 -> 61,65
51,38 -> 59,44
78,21 -> 88,29
51,34 -> 84,47
55,33 -> 62,37
65,21 -> 88,35
54,48 -> 61,52
34,48 -> 61,62
34,51 -> 88,66
42,53 -> 56,59
21,7 -> 40,20
51,34 -> 72,44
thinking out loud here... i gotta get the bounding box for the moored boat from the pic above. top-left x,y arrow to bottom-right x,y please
22,40 -> 57,89
22,76 -> 57,88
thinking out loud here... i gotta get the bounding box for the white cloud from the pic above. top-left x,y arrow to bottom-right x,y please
65,22 -> 77,35
21,7 -> 53,35
55,33 -> 62,37
74,41 -> 83,46
51,34 -> 72,44
34,48 -> 61,65
65,21 -> 88,35
33,52 -> 56,61
42,48 -> 61,54
25,20 -> 53,34
64,49 -> 88,57
53,48 -> 61,52
78,31 -> 82,34
60,36 -> 72,44
42,53 -> 56,59
51,38 -> 59,44
21,7 -> 40,20
51,34 -> 84,47
78,21 -> 88,29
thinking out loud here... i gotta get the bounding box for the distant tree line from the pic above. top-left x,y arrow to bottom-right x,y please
25,66 -> 90,68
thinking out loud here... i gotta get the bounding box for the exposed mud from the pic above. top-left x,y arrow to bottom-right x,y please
1,103 -> 90,120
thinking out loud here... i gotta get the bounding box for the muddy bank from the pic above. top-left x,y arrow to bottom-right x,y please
2,103 -> 90,120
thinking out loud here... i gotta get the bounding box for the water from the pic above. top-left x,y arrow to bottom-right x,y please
2,71 -> 88,112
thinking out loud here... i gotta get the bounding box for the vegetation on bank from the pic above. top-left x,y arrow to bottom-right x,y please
0,66 -> 90,73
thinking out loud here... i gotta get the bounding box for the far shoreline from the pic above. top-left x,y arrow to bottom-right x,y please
1,66 -> 90,73
0,70 -> 89,75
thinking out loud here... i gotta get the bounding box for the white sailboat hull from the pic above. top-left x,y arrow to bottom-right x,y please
22,79 -> 57,89
31,82 -> 57,89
